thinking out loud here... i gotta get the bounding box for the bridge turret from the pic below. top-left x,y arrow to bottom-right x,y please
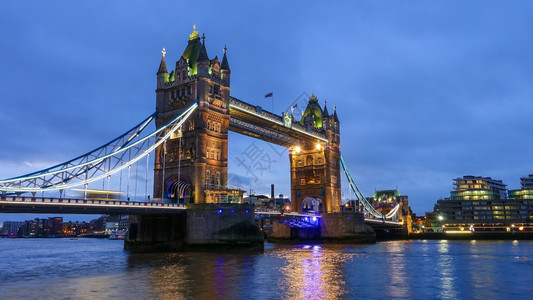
156,48 -> 169,89
290,94 -> 342,213
220,45 -> 231,86
197,34 -> 210,77
153,25 -> 233,204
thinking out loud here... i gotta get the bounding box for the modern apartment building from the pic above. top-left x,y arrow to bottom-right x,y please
434,175 -> 533,224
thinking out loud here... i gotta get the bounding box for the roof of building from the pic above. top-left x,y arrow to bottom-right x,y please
299,93 -> 324,129
198,37 -> 209,61
221,45 -> 230,71
323,100 -> 329,117
182,26 -> 203,76
372,189 -> 401,200
157,48 -> 168,74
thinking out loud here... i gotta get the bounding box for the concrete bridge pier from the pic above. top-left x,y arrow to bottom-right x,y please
268,212 -> 376,243
125,203 -> 264,252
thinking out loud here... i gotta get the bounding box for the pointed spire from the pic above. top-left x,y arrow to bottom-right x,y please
198,39 -> 209,61
221,45 -> 230,71
323,99 -> 329,117
157,48 -> 168,74
333,104 -> 339,122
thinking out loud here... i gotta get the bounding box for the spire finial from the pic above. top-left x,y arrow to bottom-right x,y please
189,24 -> 199,40
161,48 -> 166,58
324,99 -> 327,106
333,105 -> 337,111
202,33 -> 206,44
223,45 -> 227,54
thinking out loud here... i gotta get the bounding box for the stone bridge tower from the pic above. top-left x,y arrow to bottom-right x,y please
153,26 -> 238,204
290,94 -> 342,213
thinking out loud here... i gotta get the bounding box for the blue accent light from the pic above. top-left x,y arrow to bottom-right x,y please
218,209 -> 223,214
245,210 -> 249,214
347,216 -> 350,220
231,209 -> 235,214
312,217 -> 317,222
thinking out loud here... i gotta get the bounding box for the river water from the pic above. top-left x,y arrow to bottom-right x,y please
0,238 -> 532,299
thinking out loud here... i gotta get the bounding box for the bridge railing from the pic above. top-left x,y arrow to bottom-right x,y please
0,196 -> 184,208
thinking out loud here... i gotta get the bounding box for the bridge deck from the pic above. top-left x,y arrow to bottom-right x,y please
0,196 -> 185,215
364,218 -> 403,228
229,97 -> 327,147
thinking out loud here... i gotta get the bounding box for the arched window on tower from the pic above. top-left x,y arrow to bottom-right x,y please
306,155 -> 313,166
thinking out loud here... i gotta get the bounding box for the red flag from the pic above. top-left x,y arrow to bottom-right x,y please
264,92 -> 273,98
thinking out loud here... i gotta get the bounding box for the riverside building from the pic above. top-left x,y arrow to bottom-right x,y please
433,175 -> 533,225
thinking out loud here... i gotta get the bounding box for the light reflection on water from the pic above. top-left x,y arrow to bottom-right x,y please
383,241 -> 409,298
436,240 -> 458,299
274,244 -> 352,299
1,238 -> 533,299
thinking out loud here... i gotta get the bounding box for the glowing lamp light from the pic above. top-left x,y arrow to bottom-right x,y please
218,209 -> 223,214
312,217 -> 317,222
519,226 -> 524,231
245,210 -> 249,214
231,209 -> 235,214
295,146 -> 301,153
315,143 -> 321,150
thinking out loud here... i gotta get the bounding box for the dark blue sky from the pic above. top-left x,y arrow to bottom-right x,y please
1,1 -> 533,222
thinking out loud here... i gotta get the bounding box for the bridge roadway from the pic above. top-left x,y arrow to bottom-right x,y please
0,197 -> 403,229
256,210 -> 403,229
0,196 -> 185,215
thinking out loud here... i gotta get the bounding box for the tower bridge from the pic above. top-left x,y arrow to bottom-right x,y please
0,26 -> 410,251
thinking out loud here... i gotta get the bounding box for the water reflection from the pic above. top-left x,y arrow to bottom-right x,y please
2,239 -> 533,299
274,245 -> 353,299
383,241 -> 409,298
436,240 -> 458,299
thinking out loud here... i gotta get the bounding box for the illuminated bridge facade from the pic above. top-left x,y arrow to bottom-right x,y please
153,26 -> 342,213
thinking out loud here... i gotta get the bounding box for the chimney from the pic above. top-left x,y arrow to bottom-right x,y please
271,184 -> 275,207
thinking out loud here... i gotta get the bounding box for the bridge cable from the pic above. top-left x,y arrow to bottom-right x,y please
0,100 -> 198,194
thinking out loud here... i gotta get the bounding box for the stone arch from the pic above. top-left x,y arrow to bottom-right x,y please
167,179 -> 192,204
302,196 -> 323,213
